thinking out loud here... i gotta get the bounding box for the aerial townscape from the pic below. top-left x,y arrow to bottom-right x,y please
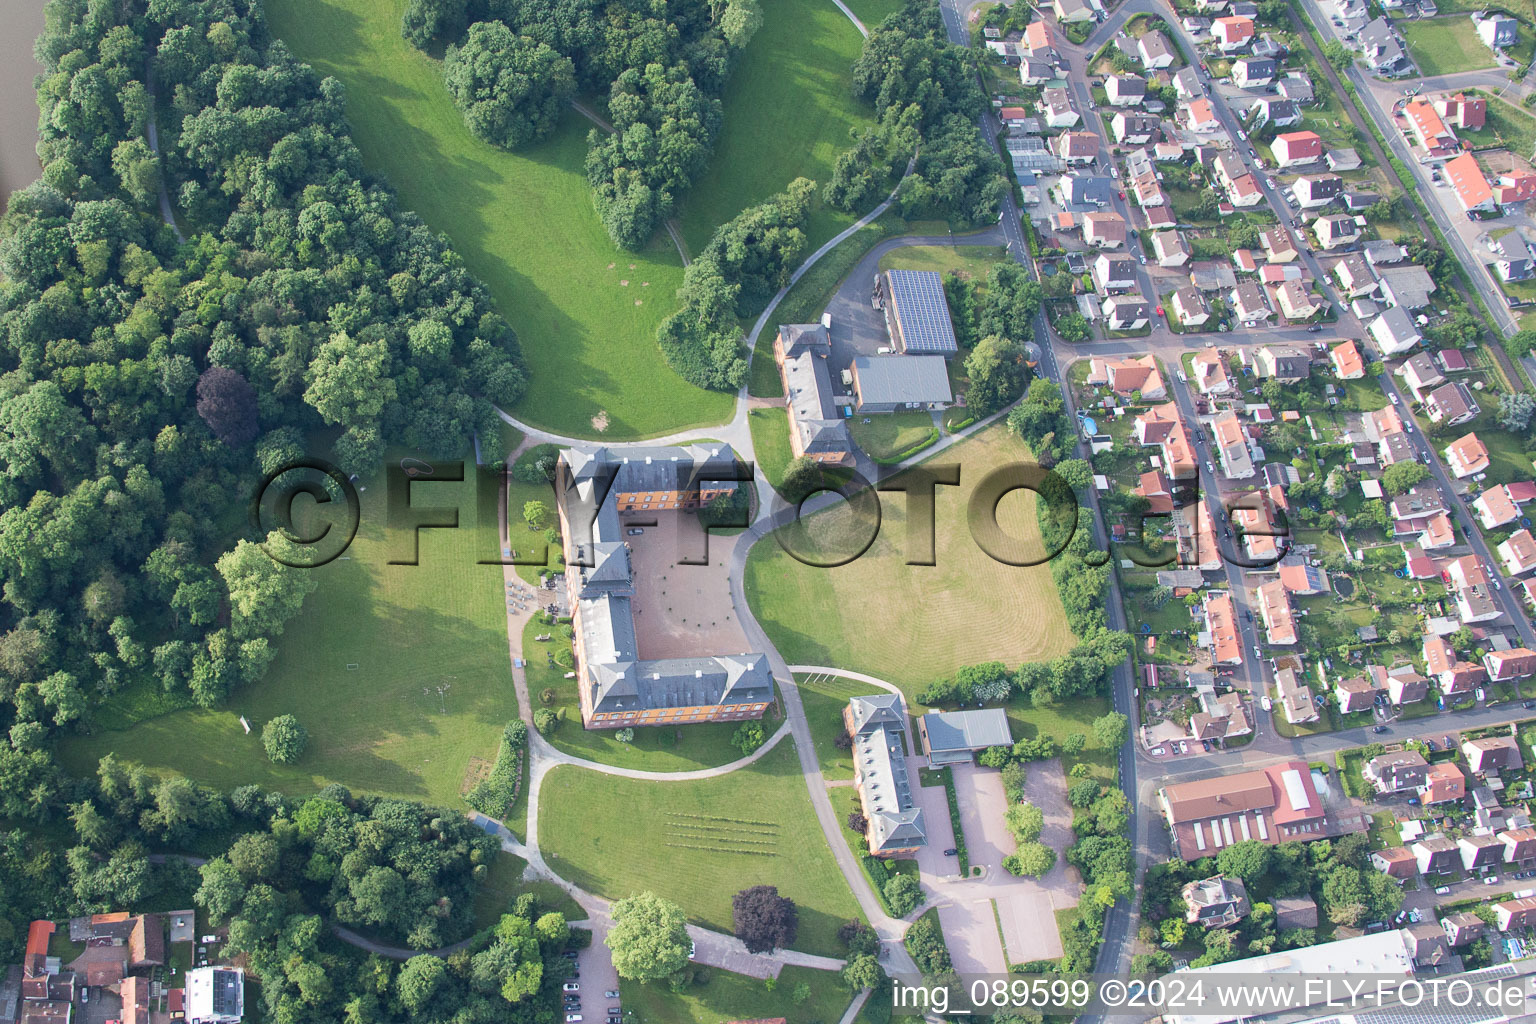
10,0 -> 1536,1021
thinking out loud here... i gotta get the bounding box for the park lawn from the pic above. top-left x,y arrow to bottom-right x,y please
749,407 -> 799,496
264,0 -> 734,439
849,410 -> 939,461
1401,18 -> 1496,77
878,243 -> 1009,283
524,618 -> 784,770
62,457 -> 518,806
841,0 -> 908,27
795,672 -> 883,780
744,422 -> 1075,695
620,964 -> 856,1024
1006,696 -> 1116,782
472,851 -> 585,932
676,0 -> 874,258
539,742 -> 865,956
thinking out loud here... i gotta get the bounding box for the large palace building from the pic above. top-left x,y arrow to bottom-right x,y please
554,444 -> 774,730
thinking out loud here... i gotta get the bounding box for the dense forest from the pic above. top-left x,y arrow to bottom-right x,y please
401,0 -> 763,248
0,0 -> 527,790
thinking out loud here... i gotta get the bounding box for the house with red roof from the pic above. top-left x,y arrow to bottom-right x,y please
1273,131 -> 1323,168
1435,92 -> 1486,130
1331,340 -> 1366,379
1446,152 -> 1495,213
1486,648 -> 1536,682
1214,15 -> 1255,51
1499,528 -> 1536,576
1445,432 -> 1491,478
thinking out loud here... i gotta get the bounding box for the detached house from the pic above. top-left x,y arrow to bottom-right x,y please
1369,306 -> 1423,355
1139,30 -> 1177,69
1498,530 -> 1536,577
1331,340 -> 1366,379
1103,297 -> 1152,331
1363,750 -> 1429,794
1424,382 -> 1480,426
1093,253 -> 1138,293
1312,213 -> 1360,251
1083,211 -> 1127,248
1230,281 -> 1273,325
1112,112 -> 1160,145
1214,14 -> 1255,51
1233,56 -> 1277,89
1255,344 -> 1310,382
1107,75 -> 1148,106
1464,736 -> 1523,774
1273,131 -> 1324,168
1152,230 -> 1192,267
1176,287 -> 1214,329
1183,876 -> 1252,927
1446,432 -> 1491,478
1486,647 -> 1536,682
1292,175 -> 1343,209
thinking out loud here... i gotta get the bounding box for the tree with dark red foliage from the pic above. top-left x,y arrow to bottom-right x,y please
846,811 -> 868,834
196,367 -> 259,446
731,885 -> 798,954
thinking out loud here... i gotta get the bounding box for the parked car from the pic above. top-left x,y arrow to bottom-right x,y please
688,941 -> 696,959
1372,725 -> 1388,734
1390,393 -> 1400,405
1307,325 -> 1323,333
1476,687 -> 1487,702
626,528 -> 643,536
1445,735 -> 1454,747
564,983 -> 581,994
944,847 -> 958,856
566,1016 -> 583,1023
605,992 -> 620,999
1261,695 -> 1272,712
1435,885 -> 1451,895
1485,876 -> 1501,885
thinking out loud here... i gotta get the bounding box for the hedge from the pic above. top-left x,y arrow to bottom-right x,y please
465,720 -> 526,819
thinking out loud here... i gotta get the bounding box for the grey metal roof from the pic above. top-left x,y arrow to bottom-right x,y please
883,270 -> 958,354
779,324 -> 852,454
920,708 -> 1013,753
852,355 -> 952,407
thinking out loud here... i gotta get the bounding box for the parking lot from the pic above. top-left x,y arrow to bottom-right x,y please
564,921 -> 621,1024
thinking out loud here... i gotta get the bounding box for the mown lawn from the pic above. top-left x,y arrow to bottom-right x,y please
849,410 -> 938,461
472,851 -> 585,932
524,618 -> 782,771
264,0 -> 734,439
621,965 -> 856,1024
744,423 -> 1075,694
877,243 -> 1009,282
795,672 -> 880,781
1461,94 -> 1536,158
63,457 -> 518,806
676,0 -> 875,258
1401,18 -> 1496,77
539,742 -> 864,956
749,406 -> 799,495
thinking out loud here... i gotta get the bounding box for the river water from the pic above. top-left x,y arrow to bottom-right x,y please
0,0 -> 47,214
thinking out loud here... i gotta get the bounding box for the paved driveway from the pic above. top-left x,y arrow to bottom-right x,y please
911,759 -> 960,880
624,511 -> 750,660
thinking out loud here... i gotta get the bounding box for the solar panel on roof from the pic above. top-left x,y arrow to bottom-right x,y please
885,270 -> 958,354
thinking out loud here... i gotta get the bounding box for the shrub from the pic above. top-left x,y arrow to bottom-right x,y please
1003,842 -> 1056,877
883,873 -> 924,917
465,720 -> 525,818
262,715 -> 307,764
731,720 -> 766,756
534,708 -> 558,736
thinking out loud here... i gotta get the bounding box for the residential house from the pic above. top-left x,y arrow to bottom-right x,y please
1278,73 -> 1316,105
1446,432 -> 1491,478
1214,15 -> 1255,51
1261,227 -> 1299,262
1054,0 -> 1098,20
1486,646 -> 1536,682
1089,355 -> 1165,398
1474,483 -> 1527,530
1335,674 -> 1382,713
1461,833 -> 1506,872
1334,253 -> 1378,298
1422,762 -> 1467,805
1369,306 -> 1423,355
1502,827 -> 1536,868
1477,12 -> 1520,49
1103,297 -> 1152,331
1363,750 -> 1429,794
1233,56 -> 1277,88
1312,213 -> 1361,251
1213,409 -> 1256,478
1399,352 -> 1445,399
1378,264 -> 1438,309
1404,100 -> 1458,158
1278,560 -> 1330,595
845,694 -> 927,856
1464,736 -> 1523,774
1157,760 -> 1363,860
1176,287 -> 1215,329
1020,58 -> 1055,86
1136,403 -> 1198,479
1495,250 -> 1536,282
1274,279 -> 1322,321
1497,897 -> 1536,931
1093,253 -> 1138,293
1204,590 -> 1243,665
1372,846 -> 1420,878
1251,97 -> 1302,128
1424,382 -> 1480,426
1446,152 -> 1496,213
1378,663 -> 1430,705
1024,20 -> 1060,59
1273,131 -> 1324,168
1414,836 -> 1461,875
1184,97 -> 1221,132
1183,875 -> 1253,927
1441,912 -> 1487,946
1192,690 -> 1253,742
1152,230 -> 1192,267
1275,663 -> 1319,724
1055,131 -> 1100,166
1331,340 -> 1366,379
1327,147 -> 1365,172
1228,172 -> 1265,207
1107,75 -> 1148,106
1494,172 -> 1536,205
1499,530 -> 1536,577
1041,87 -> 1080,128
1139,30 -> 1177,68
1255,344 -> 1311,382
1230,281 -> 1273,324
1292,175 -> 1343,209
1257,579 -> 1299,645
1359,18 -> 1411,76
1175,66 -> 1204,100
1436,92 -> 1487,130
1083,211 -> 1128,248
1112,112 -> 1160,145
